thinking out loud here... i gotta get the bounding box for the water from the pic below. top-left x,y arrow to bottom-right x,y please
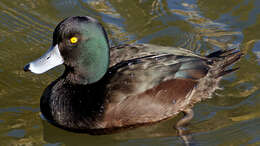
0,0 -> 259,145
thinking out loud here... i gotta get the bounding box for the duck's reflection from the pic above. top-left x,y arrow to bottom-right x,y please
41,113 -> 194,146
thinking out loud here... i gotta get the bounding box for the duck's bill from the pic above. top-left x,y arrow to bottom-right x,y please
24,44 -> 64,74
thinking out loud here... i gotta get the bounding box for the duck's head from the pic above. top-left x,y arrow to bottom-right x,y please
24,16 -> 110,84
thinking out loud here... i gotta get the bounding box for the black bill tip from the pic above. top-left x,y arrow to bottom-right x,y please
24,64 -> 30,72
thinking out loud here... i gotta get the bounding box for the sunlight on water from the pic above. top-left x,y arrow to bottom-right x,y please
0,0 -> 259,145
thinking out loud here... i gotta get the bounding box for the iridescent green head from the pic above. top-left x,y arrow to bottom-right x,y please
24,16 -> 110,84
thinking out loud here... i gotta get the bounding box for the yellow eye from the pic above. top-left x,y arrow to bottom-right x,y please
70,37 -> 78,44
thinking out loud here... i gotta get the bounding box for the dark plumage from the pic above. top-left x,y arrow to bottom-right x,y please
24,16 -> 242,134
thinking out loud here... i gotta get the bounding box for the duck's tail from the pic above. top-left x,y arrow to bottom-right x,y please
207,49 -> 243,78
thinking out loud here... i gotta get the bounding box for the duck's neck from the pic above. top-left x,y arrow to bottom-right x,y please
64,60 -> 108,85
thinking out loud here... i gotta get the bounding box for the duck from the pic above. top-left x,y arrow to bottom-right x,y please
24,16 -> 242,134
